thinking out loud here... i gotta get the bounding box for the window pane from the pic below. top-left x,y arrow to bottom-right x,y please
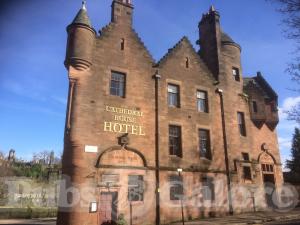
243,166 -> 252,180
168,85 -> 178,93
168,84 -> 179,107
169,126 -> 182,157
199,129 -> 211,159
170,175 -> 183,200
202,177 -> 215,201
237,112 -> 246,136
232,69 -> 236,76
128,175 -> 143,201
110,72 -> 125,97
197,91 -> 208,112
232,67 -> 240,81
197,99 -> 205,112
197,91 -> 206,99
242,153 -> 250,161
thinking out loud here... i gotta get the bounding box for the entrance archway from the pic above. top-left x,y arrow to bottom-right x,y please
95,146 -> 147,225
258,151 -> 277,208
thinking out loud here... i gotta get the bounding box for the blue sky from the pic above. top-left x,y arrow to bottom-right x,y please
0,0 -> 298,166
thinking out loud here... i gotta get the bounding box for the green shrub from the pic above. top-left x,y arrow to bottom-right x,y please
116,213 -> 127,225
26,206 -> 33,219
0,207 -> 57,219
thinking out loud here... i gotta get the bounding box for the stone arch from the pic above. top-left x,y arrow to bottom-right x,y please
258,151 -> 277,164
95,145 -> 147,168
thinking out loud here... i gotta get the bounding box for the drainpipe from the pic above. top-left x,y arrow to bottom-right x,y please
216,88 -> 234,215
153,70 -> 161,225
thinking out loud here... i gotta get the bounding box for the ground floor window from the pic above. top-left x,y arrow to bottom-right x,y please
243,166 -> 252,180
128,175 -> 144,201
169,175 -> 183,200
201,176 -> 215,201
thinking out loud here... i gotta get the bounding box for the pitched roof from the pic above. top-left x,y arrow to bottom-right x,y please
244,72 -> 278,102
156,36 -> 198,66
98,23 -> 155,63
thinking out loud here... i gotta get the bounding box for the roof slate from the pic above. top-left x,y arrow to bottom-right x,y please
72,8 -> 92,27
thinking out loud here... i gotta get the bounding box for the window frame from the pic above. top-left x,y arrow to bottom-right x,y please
110,71 -> 126,98
201,176 -> 215,201
237,112 -> 246,137
128,175 -> 144,202
232,67 -> 240,82
169,175 -> 183,200
252,101 -> 258,113
197,90 -> 209,113
169,125 -> 182,158
198,129 -> 211,160
242,152 -> 250,161
262,164 -> 274,173
242,166 -> 252,180
168,84 -> 180,108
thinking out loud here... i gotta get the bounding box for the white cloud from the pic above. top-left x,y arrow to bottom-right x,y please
277,96 -> 299,168
278,96 -> 300,120
278,137 -> 292,150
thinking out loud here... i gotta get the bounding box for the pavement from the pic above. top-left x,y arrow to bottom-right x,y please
170,208 -> 300,225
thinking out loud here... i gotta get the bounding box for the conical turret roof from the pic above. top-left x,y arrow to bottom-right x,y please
221,32 -> 235,43
72,1 -> 92,27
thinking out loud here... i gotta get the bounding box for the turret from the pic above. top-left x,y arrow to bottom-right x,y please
199,6 -> 242,82
65,1 -> 96,71
221,32 -> 242,82
198,6 -> 222,81
111,0 -> 134,26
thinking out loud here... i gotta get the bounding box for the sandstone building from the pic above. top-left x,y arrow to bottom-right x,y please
57,1 -> 283,225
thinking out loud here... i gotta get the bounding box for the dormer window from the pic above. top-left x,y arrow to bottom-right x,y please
232,67 -> 240,82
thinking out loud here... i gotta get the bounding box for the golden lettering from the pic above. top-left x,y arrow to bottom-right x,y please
123,124 -> 131,133
104,105 -> 145,135
113,123 -> 122,133
105,106 -> 142,117
104,122 -> 112,132
139,126 -> 146,136
131,125 -> 138,135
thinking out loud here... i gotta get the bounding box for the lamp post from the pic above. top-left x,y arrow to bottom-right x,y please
128,184 -> 138,225
177,168 -> 184,225
129,200 -> 133,225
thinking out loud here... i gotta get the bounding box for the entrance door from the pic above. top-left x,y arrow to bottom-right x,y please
263,173 -> 276,208
99,192 -> 118,225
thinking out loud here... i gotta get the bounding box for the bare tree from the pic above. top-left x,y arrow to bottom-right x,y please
270,0 -> 300,121
32,150 -> 52,165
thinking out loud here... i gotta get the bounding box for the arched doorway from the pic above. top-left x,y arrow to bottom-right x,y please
258,150 -> 277,208
95,146 -> 147,225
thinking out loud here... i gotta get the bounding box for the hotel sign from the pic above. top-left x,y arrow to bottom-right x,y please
104,106 -> 146,136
